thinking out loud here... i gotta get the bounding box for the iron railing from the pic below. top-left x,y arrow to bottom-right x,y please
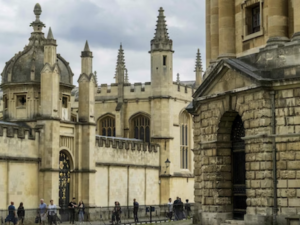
0,203 -> 194,224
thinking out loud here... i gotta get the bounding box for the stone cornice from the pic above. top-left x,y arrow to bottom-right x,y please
0,156 -> 40,163
96,162 -> 160,169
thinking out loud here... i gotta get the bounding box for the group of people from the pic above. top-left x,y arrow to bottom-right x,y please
167,197 -> 191,221
39,197 -> 85,225
4,202 -> 25,225
111,199 -> 139,225
4,198 -> 85,225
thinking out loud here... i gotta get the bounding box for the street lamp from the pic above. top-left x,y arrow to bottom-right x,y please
164,158 -> 171,173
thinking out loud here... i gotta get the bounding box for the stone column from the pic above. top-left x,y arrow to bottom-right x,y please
210,0 -> 219,61
206,0 -> 211,67
267,0 -> 289,46
218,0 -> 235,58
292,0 -> 300,41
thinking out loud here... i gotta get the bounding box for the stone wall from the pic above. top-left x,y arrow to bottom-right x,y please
0,122 -> 40,209
94,136 -> 160,206
192,85 -> 300,225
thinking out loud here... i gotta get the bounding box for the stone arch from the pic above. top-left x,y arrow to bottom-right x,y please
59,148 -> 75,170
129,111 -> 151,142
179,109 -> 192,170
58,149 -> 73,209
216,110 -> 246,220
96,113 -> 116,136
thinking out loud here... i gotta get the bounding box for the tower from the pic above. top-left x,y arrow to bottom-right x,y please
41,27 -> 60,118
115,44 -> 127,136
77,41 -> 96,206
78,41 -> 95,123
150,7 -> 174,96
195,49 -> 203,88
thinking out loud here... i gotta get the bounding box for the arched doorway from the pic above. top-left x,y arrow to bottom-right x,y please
231,115 -> 246,219
59,151 -> 71,208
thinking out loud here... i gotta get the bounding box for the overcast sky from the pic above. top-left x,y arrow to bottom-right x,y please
0,0 -> 205,85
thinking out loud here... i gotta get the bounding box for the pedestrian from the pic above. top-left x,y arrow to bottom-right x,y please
5,201 -> 18,225
185,199 -> 191,219
178,198 -> 184,220
78,201 -> 85,224
17,202 -> 25,225
173,197 -> 179,220
167,198 -> 173,221
133,199 -> 139,223
68,197 -> 77,224
39,199 -> 47,225
111,201 -> 117,225
115,202 -> 122,224
48,200 -> 57,225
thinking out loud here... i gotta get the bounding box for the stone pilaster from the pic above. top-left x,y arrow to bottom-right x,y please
210,0 -> 219,61
267,0 -> 289,46
218,0 -> 235,59
206,0 -> 211,67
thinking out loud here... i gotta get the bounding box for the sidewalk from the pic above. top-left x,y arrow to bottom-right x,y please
63,218 -> 193,225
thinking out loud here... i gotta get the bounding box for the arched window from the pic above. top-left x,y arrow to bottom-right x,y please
131,114 -> 150,142
98,115 -> 116,137
180,111 -> 190,169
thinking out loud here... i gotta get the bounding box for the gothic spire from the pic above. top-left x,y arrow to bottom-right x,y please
150,7 -> 173,52
195,49 -> 203,72
154,7 -> 170,41
116,43 -> 126,69
84,40 -> 91,52
125,69 -> 129,83
176,73 -> 180,83
47,27 -> 54,39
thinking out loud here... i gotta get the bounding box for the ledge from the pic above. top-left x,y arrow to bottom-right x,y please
0,156 -> 41,163
96,162 -> 160,169
151,136 -> 174,140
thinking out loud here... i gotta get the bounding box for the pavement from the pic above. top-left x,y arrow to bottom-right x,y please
62,218 -> 193,225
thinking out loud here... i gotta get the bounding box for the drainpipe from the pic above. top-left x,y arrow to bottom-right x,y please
270,91 -> 277,225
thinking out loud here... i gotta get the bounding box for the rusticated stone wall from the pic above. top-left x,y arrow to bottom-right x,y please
192,86 -> 300,225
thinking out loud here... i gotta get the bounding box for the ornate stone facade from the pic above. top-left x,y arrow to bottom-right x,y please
0,4 -> 198,211
189,1 -> 300,225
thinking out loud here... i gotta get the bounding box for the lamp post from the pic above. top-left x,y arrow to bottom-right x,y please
164,158 -> 171,174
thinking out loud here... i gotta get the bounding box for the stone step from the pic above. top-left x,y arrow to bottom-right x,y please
221,220 -> 245,225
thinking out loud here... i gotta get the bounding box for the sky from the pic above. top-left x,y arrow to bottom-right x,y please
0,0 -> 206,85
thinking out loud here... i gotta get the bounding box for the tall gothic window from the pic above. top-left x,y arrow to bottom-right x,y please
180,111 -> 189,169
98,115 -> 116,137
131,114 -> 150,142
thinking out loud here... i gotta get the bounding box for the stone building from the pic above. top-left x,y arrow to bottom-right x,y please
188,0 -> 300,225
0,4 -> 198,210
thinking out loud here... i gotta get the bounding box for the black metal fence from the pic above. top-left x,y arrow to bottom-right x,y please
0,203 -> 194,224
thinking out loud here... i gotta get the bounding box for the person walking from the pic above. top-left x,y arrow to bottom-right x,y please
17,202 -> 25,225
178,198 -> 184,220
185,199 -> 191,219
173,197 -> 179,220
133,199 -> 139,223
68,197 -> 77,224
78,201 -> 85,224
5,201 -> 18,225
115,202 -> 122,224
48,200 -> 57,225
167,198 -> 173,221
111,201 -> 117,225
39,199 -> 47,225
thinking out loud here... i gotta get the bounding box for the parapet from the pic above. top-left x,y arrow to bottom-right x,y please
95,135 -> 160,153
0,121 -> 38,140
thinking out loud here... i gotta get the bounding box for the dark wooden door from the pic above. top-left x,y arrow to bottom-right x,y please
231,115 -> 246,220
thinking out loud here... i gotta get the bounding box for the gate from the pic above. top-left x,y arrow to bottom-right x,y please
59,152 -> 71,221
231,115 -> 246,219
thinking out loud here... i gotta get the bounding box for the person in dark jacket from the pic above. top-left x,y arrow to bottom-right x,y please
17,202 -> 25,225
133,199 -> 139,223
173,197 -> 179,220
185,199 -> 191,218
